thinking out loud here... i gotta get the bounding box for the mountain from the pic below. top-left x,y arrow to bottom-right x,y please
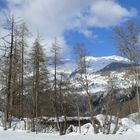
67,55 -> 133,94
52,55 -> 130,75
99,62 -> 131,72
84,55 -> 130,72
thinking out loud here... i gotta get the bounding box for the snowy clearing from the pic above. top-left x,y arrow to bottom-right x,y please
0,130 -> 140,140
1,113 -> 140,140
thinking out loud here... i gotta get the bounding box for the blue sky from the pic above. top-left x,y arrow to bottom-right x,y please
65,0 -> 140,57
0,0 -> 139,58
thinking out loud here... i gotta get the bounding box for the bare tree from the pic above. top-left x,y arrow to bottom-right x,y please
114,21 -> 140,123
0,15 -> 29,129
18,23 -> 29,119
30,36 -> 48,132
4,15 -> 15,129
103,75 -> 120,134
50,38 -> 63,135
75,44 -> 100,134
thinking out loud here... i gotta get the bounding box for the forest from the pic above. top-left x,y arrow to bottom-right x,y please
0,15 -> 140,136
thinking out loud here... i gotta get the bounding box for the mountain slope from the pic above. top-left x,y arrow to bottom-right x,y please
68,55 -> 133,95
84,55 -> 130,72
99,62 -> 131,72
48,55 -> 130,74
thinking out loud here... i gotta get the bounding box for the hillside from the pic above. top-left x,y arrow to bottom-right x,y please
68,55 -> 132,93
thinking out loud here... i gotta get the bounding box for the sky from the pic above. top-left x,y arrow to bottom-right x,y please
0,0 -> 140,58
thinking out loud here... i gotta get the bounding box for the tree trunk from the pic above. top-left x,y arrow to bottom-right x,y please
5,15 -> 14,130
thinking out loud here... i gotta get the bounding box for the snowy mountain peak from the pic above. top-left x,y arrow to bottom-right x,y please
85,55 -> 130,63
84,55 -> 130,72
49,55 -> 130,74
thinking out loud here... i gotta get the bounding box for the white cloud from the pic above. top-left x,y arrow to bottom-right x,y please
73,0 -> 137,29
80,29 -> 98,40
41,36 -> 71,58
6,0 -> 90,38
0,0 -> 137,57
88,0 -> 137,27
3,0 -> 136,37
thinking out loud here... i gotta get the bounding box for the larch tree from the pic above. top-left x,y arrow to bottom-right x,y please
114,21 -> 140,123
3,15 -> 15,129
30,36 -> 48,132
74,44 -> 100,134
50,38 -> 63,135
18,22 -> 29,119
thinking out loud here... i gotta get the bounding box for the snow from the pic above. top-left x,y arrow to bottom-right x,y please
48,116 -> 90,123
0,112 -> 140,139
48,55 -> 130,75
68,55 -> 134,95
85,55 -> 130,63
84,55 -> 130,72
71,70 -> 133,95
0,130 -> 140,140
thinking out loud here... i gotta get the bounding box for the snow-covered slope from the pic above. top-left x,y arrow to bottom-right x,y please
84,55 -> 130,72
69,56 -> 132,94
52,55 -> 132,94
48,55 -> 130,74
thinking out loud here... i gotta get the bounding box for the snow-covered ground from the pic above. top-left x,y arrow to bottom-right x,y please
0,130 -> 140,140
0,113 -> 140,140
